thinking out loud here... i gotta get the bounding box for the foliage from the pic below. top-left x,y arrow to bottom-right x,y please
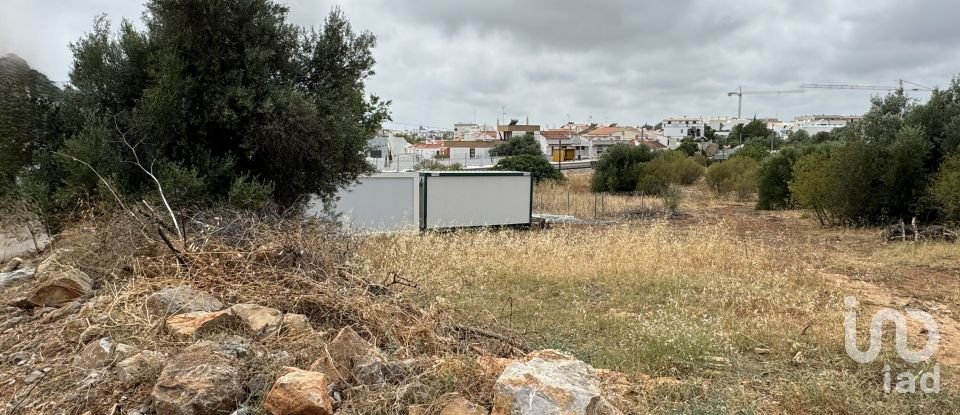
705,157 -> 759,200
929,152 -> 960,222
733,140 -> 771,162
490,133 -> 541,157
493,154 -> 563,183
591,144 -> 654,192
729,119 -> 774,143
10,2 -> 390,221
0,55 -> 61,196
789,150 -> 834,225
414,159 -> 462,171
755,146 -> 815,210
676,138 -> 699,156
636,151 -> 704,195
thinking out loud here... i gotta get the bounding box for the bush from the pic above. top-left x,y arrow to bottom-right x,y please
705,157 -> 759,200
756,147 -> 813,210
414,159 -> 462,171
662,184 -> 683,213
635,151 -> 704,195
733,140 -> 771,162
930,152 -> 960,222
493,154 -> 563,183
790,150 -> 834,225
591,144 -> 653,192
490,133 -> 542,157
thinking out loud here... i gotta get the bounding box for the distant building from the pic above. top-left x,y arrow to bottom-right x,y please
412,142 -> 446,160
538,129 -> 589,161
662,117 -> 704,140
366,135 -> 411,159
794,115 -> 861,135
496,121 -> 540,140
581,125 -> 642,158
443,140 -> 499,162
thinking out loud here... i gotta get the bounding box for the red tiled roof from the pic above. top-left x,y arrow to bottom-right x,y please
640,140 -> 667,150
541,129 -> 572,139
413,142 -> 444,149
582,126 -> 623,136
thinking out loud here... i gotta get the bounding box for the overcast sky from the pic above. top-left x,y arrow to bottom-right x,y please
1,0 -> 955,129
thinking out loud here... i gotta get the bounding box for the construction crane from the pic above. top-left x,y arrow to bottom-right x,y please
800,79 -> 933,92
727,87 -> 804,119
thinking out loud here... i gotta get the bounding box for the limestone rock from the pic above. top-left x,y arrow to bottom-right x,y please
1,257 -> 22,273
230,303 -> 283,335
491,350 -> 618,415
74,337 -> 133,370
325,326 -> 384,383
147,286 -> 224,317
117,350 -> 167,384
23,370 -> 45,384
27,267 -> 92,307
263,367 -> 334,415
0,267 -> 34,289
441,397 -> 487,415
354,358 -> 420,385
280,313 -> 313,334
165,309 -> 240,338
308,356 -> 346,386
152,341 -> 245,415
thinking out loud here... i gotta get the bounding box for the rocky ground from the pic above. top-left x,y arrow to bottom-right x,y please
0,213 -> 647,415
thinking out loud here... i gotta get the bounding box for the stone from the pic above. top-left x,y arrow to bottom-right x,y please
152,341 -> 245,415
147,286 -> 224,317
23,370 -> 44,384
441,397 -> 487,415
307,356 -> 346,386
74,337 -> 133,370
230,303 -> 283,335
0,267 -> 34,289
354,358 -> 420,385
8,351 -> 31,365
491,350 -> 616,415
1,257 -> 22,273
117,350 -> 167,384
263,367 -> 334,415
476,355 -> 514,379
280,313 -> 313,334
79,325 -> 106,344
27,267 -> 92,307
165,309 -> 240,338
325,326 -> 384,383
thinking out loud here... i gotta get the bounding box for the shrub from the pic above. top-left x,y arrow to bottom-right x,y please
493,154 -> 563,183
930,152 -> 960,222
662,184 -> 683,213
414,159 -> 462,171
705,157 -> 759,200
490,133 -> 542,157
591,144 -> 653,193
790,150 -> 834,225
636,151 -> 704,195
756,146 -> 816,210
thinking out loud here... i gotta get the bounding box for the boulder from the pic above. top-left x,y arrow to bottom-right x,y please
74,337 -> 134,370
354,358 -> 420,385
441,397 -> 487,415
230,303 -> 283,335
147,286 -> 224,317
27,267 -> 92,307
0,267 -> 34,289
263,367 -> 334,415
491,350 -> 617,415
152,341 -> 245,415
117,350 -> 167,384
165,309 -> 240,338
280,313 -> 313,334
1,257 -> 22,273
325,326 -> 384,383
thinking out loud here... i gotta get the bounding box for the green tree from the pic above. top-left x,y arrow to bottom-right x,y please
705,157 -> 759,200
0,55 -> 61,195
27,1 -> 390,215
493,154 -> 563,183
490,133 -> 541,157
733,140 -> 770,162
728,119 -> 774,144
591,144 -> 653,192
790,150 -> 834,225
676,138 -> 699,156
755,146 -> 812,210
930,152 -> 960,222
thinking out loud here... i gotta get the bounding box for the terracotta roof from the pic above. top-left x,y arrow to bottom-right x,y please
443,140 -> 499,148
413,142 -> 444,149
640,140 -> 667,150
541,129 -> 572,139
582,126 -> 624,136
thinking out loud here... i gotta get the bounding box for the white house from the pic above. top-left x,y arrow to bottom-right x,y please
794,115 -> 861,135
662,117 -> 704,140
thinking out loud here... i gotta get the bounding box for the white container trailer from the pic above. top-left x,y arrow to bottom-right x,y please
312,171 -> 533,232
418,171 -> 532,230
314,172 -> 419,232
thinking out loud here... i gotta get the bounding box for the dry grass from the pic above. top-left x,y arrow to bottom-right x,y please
359,174 -> 960,414
534,173 -> 667,219
0,212 -> 509,415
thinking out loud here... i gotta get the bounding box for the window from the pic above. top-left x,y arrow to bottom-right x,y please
469,148 -> 476,158
369,149 -> 383,158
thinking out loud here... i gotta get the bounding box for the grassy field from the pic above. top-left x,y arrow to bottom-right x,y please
358,173 -> 960,413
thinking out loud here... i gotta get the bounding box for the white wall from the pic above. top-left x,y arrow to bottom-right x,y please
308,173 -> 419,232
423,174 -> 531,229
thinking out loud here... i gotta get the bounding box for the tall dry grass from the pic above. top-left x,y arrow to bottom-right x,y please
534,173 -> 666,218
358,176 -> 960,414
